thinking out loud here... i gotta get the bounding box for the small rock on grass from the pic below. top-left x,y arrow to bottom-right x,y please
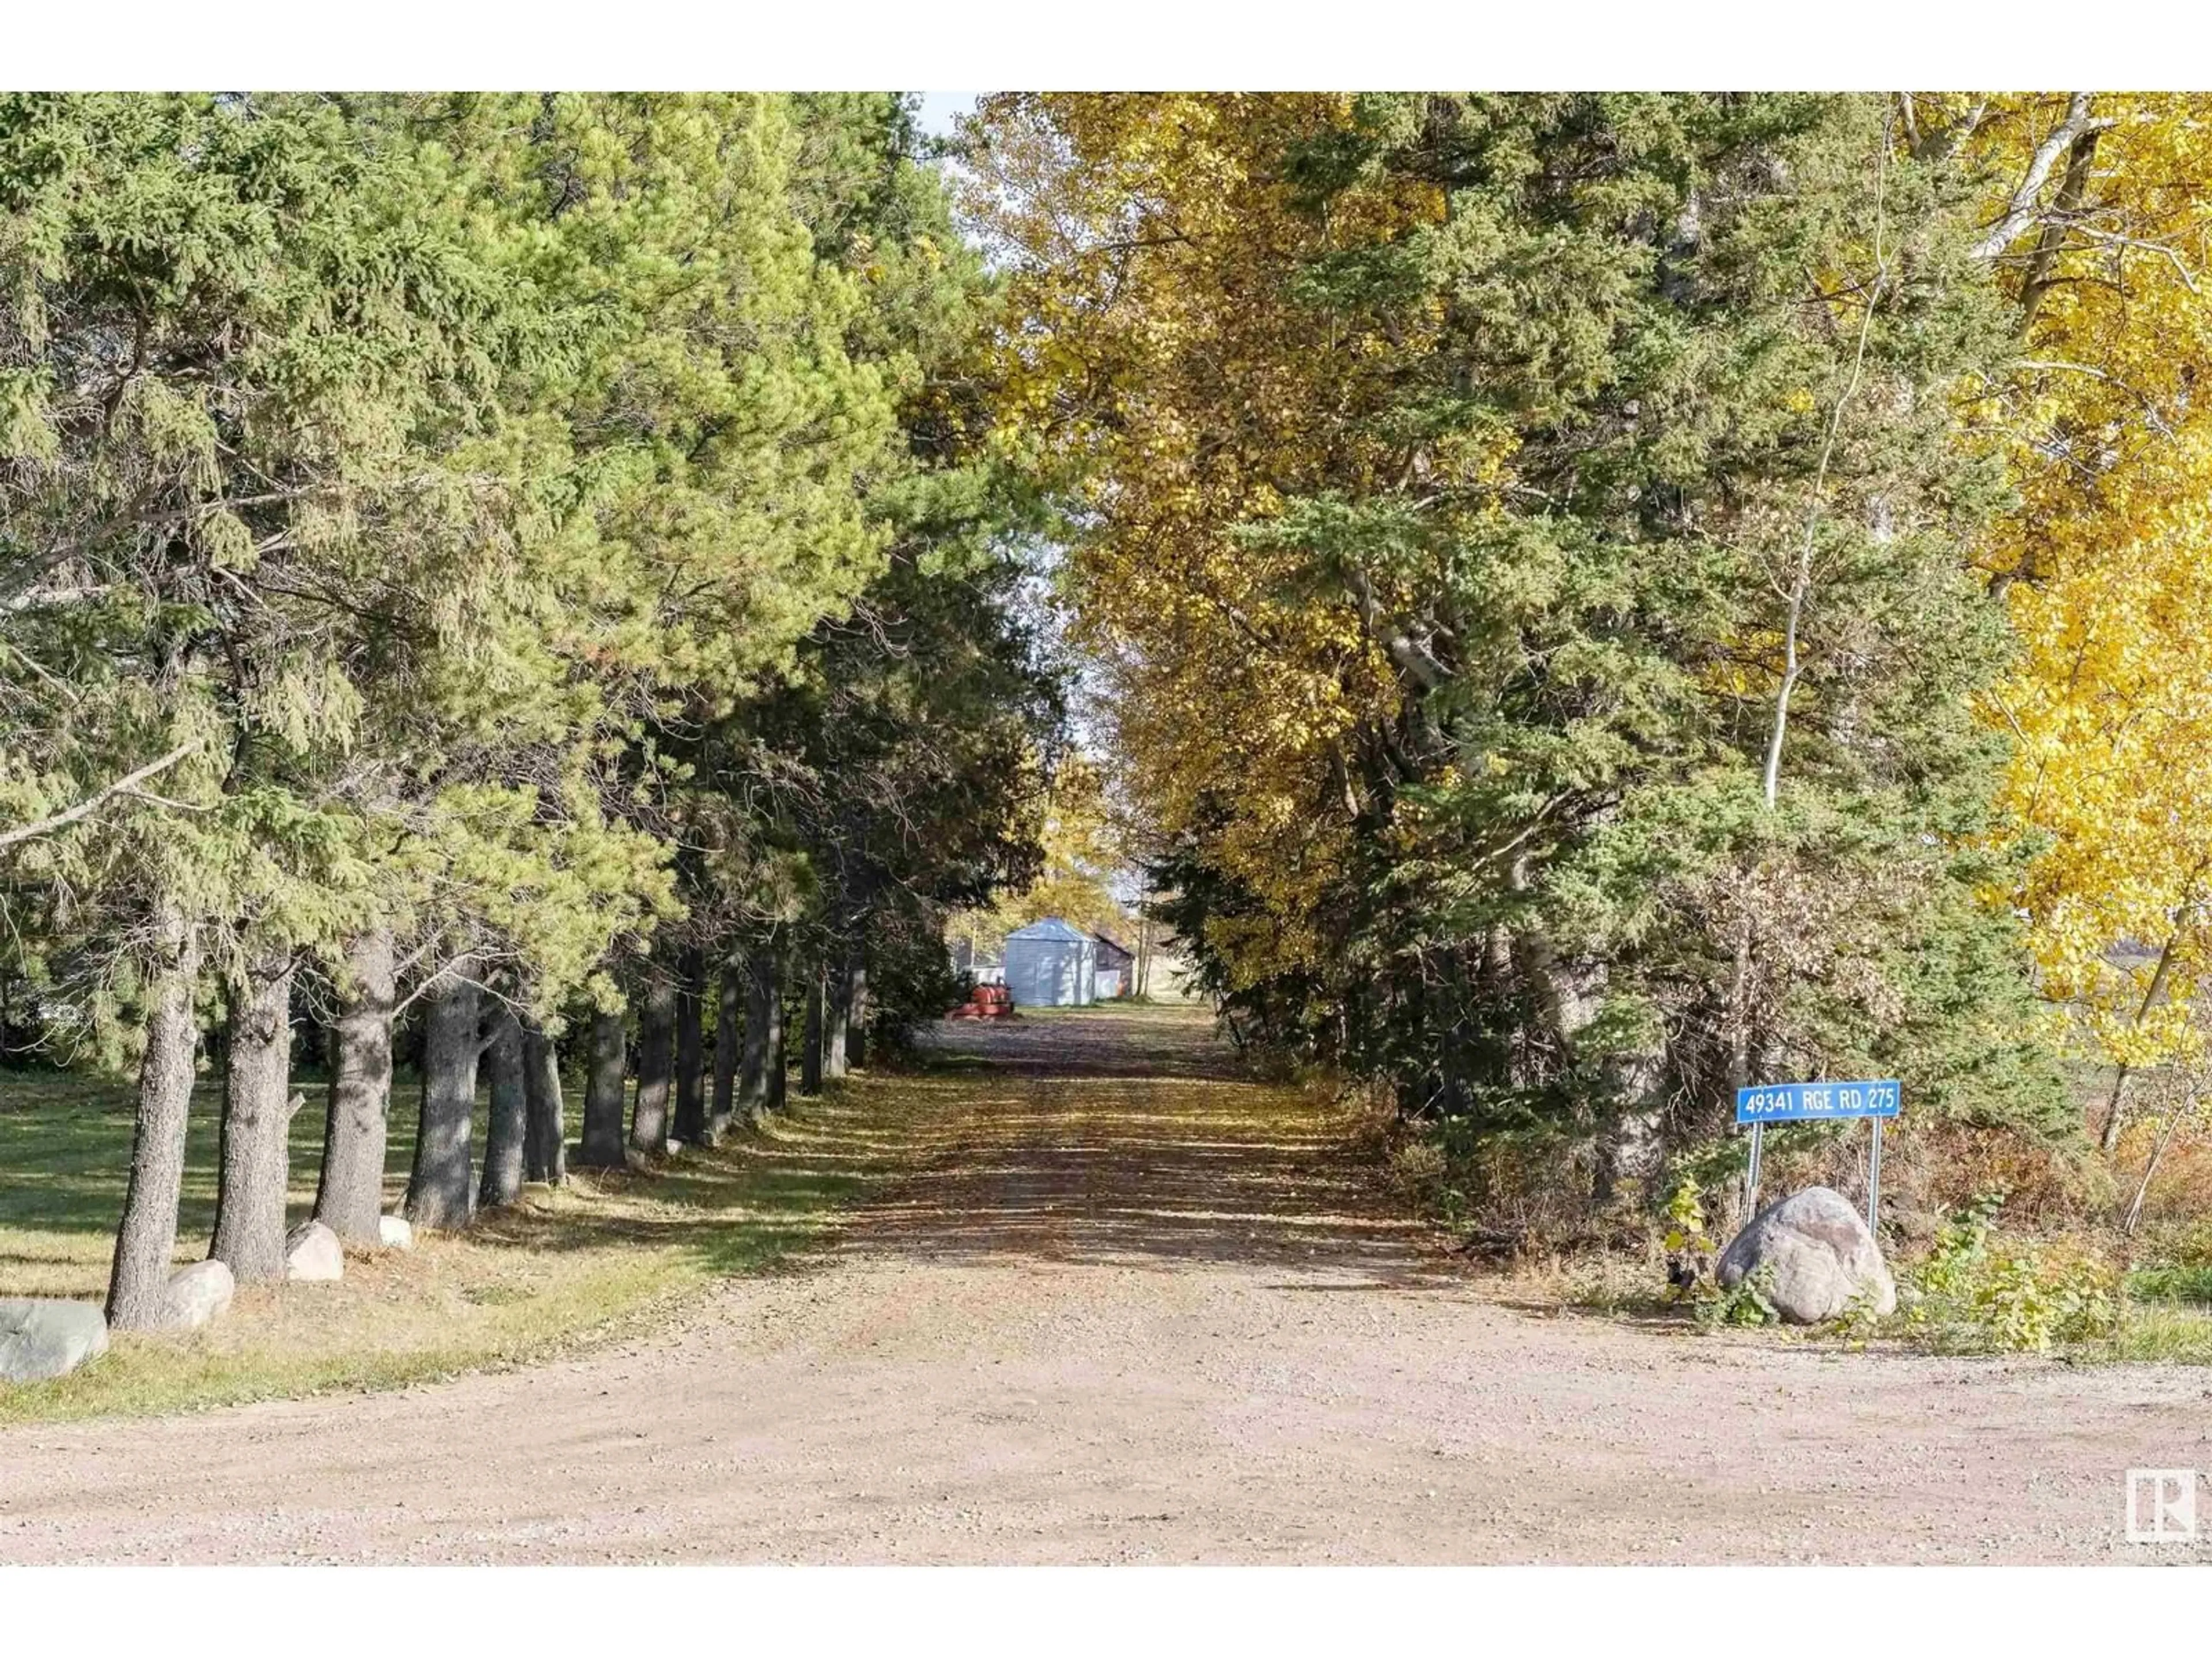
0,1297 -> 109,1383
378,1214 -> 413,1251
160,1260 -> 235,1330
284,1220 -> 344,1283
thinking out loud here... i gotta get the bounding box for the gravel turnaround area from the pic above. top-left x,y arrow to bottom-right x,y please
3,1004 -> 2210,1564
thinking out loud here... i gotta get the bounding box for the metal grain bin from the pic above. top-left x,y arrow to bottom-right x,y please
1002,918 -> 1098,1006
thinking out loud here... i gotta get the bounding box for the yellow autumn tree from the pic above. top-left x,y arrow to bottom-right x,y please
1967,93 -> 2212,1147
969,93 -> 1449,990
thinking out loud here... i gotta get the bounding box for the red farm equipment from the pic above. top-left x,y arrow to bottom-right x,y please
947,983 -> 1017,1020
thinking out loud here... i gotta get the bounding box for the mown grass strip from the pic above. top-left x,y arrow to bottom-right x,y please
0,1067 -> 909,1425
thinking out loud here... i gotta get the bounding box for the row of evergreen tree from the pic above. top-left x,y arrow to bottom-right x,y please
0,94 -> 1059,1327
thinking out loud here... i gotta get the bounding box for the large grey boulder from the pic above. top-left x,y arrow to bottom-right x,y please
1717,1185 -> 1896,1324
0,1297 -> 109,1383
283,1220 -> 344,1283
159,1260 -> 236,1331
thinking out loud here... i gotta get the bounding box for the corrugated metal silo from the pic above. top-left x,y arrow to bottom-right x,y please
1002,918 -> 1098,1006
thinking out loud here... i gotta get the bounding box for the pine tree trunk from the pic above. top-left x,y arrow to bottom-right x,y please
710,961 -> 741,1142
576,1008 -> 628,1168
825,951 -> 851,1081
845,957 -> 868,1070
800,967 -> 824,1097
313,926 -> 394,1244
106,902 -> 202,1330
478,1007 -> 527,1209
738,948 -> 773,1119
210,946 -> 298,1283
763,956 -> 788,1113
673,948 -> 707,1145
522,1019 -> 566,1183
404,964 -> 480,1230
1593,1093 -> 1665,1209
630,972 -> 676,1154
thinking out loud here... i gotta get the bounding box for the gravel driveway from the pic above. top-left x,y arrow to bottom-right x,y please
3,1005 -> 2207,1563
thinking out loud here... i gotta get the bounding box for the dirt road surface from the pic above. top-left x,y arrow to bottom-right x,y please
3,1005 -> 2207,1563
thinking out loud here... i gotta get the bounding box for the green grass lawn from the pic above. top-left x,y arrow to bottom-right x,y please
1013,997 -> 1209,1020
0,1063 -> 905,1424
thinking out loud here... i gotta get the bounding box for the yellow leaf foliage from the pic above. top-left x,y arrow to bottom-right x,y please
971,95 -> 1458,987
1978,94 -> 2212,1069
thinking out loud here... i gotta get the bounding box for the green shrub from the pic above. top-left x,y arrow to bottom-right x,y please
1695,1262 -> 1779,1329
1903,1192 -> 2121,1352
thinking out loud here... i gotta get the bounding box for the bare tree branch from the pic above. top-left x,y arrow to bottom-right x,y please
2073,226 -> 2203,293
2014,358 -> 2177,436
0,740 -> 199,851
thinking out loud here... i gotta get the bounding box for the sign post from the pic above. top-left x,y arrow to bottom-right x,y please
1735,1079 -> 1900,1228
1868,1119 -> 1883,1233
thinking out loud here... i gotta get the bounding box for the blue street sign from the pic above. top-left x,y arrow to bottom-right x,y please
1734,1079 -> 1900,1124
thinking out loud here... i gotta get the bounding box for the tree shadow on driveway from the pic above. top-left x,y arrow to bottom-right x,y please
839,1009 -> 1456,1285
